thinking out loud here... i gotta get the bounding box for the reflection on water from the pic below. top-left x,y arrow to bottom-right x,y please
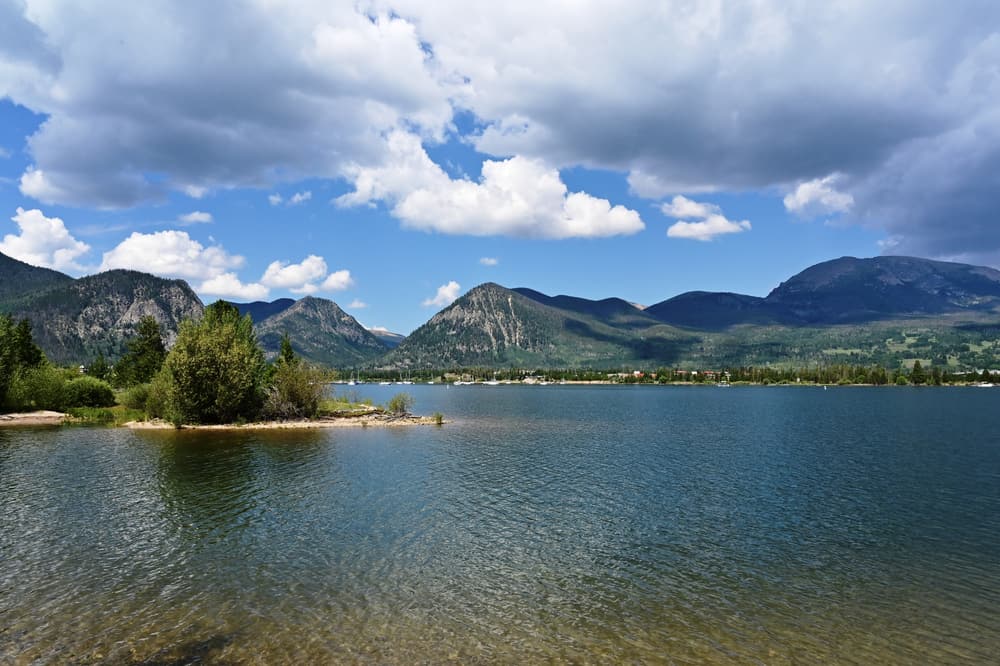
1,386 -> 999,663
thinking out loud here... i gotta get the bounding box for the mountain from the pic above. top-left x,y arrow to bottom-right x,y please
368,327 -> 406,349
10,269 -> 204,364
645,256 -> 1000,329
384,283 -> 694,368
234,298 -> 296,323
512,288 -> 655,329
254,296 -> 388,366
385,257 -> 1000,370
0,252 -> 74,310
644,291 -> 782,330
765,256 -> 1000,323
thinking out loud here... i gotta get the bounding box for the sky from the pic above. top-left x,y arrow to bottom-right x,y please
1,1 -> 999,334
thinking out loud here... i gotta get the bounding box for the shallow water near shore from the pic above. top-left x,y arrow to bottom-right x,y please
2,385 -> 999,663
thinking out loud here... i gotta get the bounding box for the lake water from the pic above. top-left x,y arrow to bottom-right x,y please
1,385 -> 999,664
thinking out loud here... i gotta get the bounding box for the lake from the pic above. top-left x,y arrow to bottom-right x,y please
1,385 -> 999,663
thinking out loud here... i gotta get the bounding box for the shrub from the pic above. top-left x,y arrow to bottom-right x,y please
119,383 -> 151,410
262,360 -> 326,420
145,368 -> 181,424
6,366 -> 67,411
433,411 -> 444,425
64,376 -> 116,408
387,392 -> 414,416
66,407 -> 116,423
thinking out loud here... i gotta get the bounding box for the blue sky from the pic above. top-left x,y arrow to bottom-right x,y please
1,2 -> 997,334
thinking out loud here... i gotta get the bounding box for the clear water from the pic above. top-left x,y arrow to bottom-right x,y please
1,385 -> 999,664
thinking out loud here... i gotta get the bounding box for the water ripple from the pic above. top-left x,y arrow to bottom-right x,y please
1,386 -> 999,663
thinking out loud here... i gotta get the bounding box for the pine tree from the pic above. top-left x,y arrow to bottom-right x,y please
115,316 -> 167,386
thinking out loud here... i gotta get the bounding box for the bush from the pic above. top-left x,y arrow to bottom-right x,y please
66,407 -> 116,423
262,360 -> 326,420
119,383 -> 151,410
387,392 -> 414,416
6,366 -> 67,411
161,302 -> 267,424
145,368 -> 181,424
64,376 -> 116,408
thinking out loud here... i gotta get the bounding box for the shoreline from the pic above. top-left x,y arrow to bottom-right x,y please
123,413 -> 442,430
0,410 -> 441,430
0,410 -> 67,427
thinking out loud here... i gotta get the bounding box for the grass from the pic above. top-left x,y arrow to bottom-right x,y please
317,397 -> 378,417
66,405 -> 145,426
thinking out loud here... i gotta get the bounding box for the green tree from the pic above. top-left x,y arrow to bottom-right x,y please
279,332 -> 295,365
115,316 -> 167,386
0,315 -> 48,409
910,360 -> 926,385
12,319 -> 44,368
87,352 -> 111,381
158,301 -> 267,424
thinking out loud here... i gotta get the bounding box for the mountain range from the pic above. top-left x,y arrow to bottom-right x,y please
2,252 -> 1000,370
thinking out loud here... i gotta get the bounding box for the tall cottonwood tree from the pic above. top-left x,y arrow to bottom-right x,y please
159,302 -> 267,424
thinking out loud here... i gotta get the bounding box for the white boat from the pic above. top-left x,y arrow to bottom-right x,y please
484,380 -> 500,386
379,381 -> 391,386
975,382 -> 995,388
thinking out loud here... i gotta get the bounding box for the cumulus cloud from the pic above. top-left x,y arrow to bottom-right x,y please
348,299 -> 368,309
321,270 -> 354,291
339,131 -> 644,238
479,257 -> 498,266
5,4 -> 453,207
783,174 -> 854,218
0,207 -> 90,272
288,191 -> 312,205
662,196 -> 751,242
199,273 -> 269,300
183,185 -> 208,199
259,255 -> 353,294
661,196 -> 720,220
261,255 -> 328,290
268,194 -> 283,206
178,210 -> 213,225
100,230 -> 245,281
5,2 -> 1000,259
423,280 -> 461,307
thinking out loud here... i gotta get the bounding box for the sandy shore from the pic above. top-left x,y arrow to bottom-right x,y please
0,410 -> 67,426
123,413 -> 442,430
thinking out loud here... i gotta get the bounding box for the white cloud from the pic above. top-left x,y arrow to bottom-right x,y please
198,273 -> 269,300
339,131 -> 644,239
261,255 -> 328,289
479,257 -> 498,266
268,193 -> 283,206
100,230 -> 244,280
0,207 -> 90,272
4,2 -> 1000,259
661,196 -> 720,220
0,147 -> 10,159
422,280 -> 461,307
288,190 -> 312,205
348,299 -> 368,308
321,270 -> 354,291
4,4 -> 453,207
662,196 -> 751,242
178,210 -> 213,225
259,255 -> 353,293
183,185 -> 208,199
783,174 -> 854,218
